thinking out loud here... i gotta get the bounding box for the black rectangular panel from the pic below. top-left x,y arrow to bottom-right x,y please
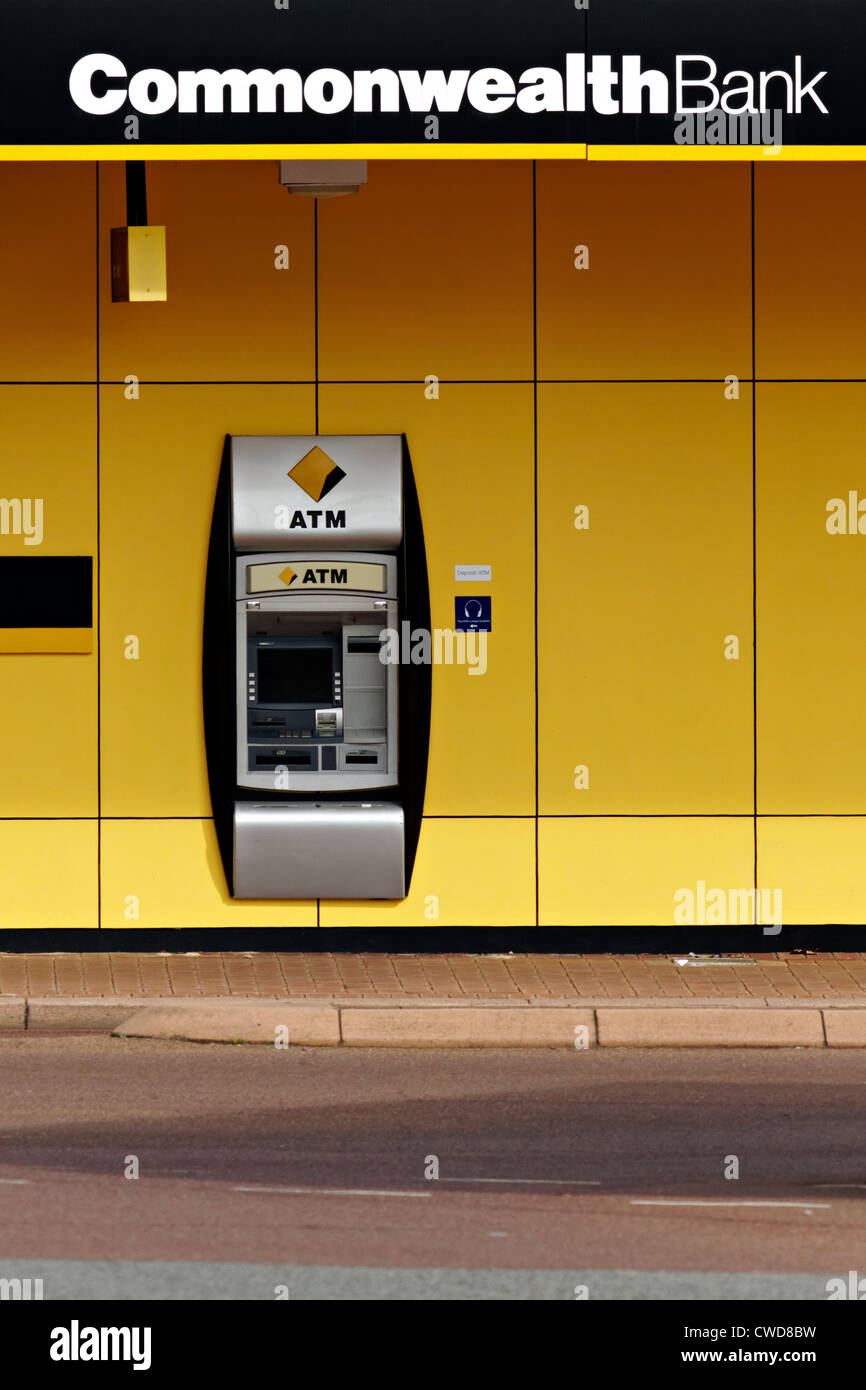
586,0 -> 865,146
4,1 -> 865,148
0,557 -> 93,627
257,646 -> 332,704
2,0 -> 585,145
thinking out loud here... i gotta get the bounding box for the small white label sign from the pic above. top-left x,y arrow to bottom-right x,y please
455,564 -> 492,582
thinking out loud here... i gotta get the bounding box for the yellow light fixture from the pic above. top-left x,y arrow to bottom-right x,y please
110,225 -> 167,302
110,162 -> 167,302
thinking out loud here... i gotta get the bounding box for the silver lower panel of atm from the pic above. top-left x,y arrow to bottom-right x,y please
233,801 -> 405,899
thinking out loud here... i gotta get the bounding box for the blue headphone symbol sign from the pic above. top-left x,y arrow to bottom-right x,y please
454,595 -> 492,632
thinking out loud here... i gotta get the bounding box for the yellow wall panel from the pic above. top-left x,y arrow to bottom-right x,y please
2,159 -> 861,932
99,162 -> 315,382
101,820 -> 316,928
0,821 -> 97,929
538,384 -> 753,814
757,385 -> 866,812
759,818 -> 866,925
536,163 -> 751,381
0,387 -> 97,815
320,818 -> 536,926
756,166 -> 866,379
317,161 -> 533,382
320,383 -> 535,815
0,164 -> 95,382
539,817 -> 754,926
100,384 -> 314,816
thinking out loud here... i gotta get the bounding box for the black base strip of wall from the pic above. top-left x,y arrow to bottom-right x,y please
2,925 -> 865,955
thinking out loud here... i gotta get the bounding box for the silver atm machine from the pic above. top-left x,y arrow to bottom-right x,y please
204,435 -> 430,900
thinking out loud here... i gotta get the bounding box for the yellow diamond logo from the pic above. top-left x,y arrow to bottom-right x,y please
279,565 -> 297,587
288,445 -> 346,502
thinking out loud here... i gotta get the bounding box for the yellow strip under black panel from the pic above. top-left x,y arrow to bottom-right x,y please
0,628 -> 93,654
0,142 -> 582,160
1,143 -> 865,161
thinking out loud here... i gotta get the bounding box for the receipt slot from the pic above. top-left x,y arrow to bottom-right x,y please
204,435 -> 430,900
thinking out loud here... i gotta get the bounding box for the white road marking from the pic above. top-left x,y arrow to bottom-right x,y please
630,1199 -> 830,1209
0,1178 -> 31,1185
438,1177 -> 601,1186
232,1185 -> 431,1198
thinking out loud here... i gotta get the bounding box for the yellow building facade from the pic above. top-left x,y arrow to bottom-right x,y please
0,158 -> 863,930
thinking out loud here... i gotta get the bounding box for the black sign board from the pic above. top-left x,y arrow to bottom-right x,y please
0,0 -> 863,151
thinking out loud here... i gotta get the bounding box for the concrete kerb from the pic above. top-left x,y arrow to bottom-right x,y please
115,1002 -> 341,1045
0,999 -> 25,1029
595,1006 -> 826,1048
1,995 -> 865,1045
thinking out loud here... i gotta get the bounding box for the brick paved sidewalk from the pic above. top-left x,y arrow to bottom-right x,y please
2,950 -> 866,1001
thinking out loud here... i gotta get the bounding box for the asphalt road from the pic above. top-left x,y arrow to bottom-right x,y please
1,1038 -> 865,1299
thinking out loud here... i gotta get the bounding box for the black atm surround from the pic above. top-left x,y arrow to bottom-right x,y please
202,433 -> 431,898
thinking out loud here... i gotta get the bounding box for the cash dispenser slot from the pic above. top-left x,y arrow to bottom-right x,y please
346,635 -> 382,654
253,749 -> 318,769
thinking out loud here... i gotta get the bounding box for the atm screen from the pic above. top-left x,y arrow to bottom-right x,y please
258,647 -> 333,704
